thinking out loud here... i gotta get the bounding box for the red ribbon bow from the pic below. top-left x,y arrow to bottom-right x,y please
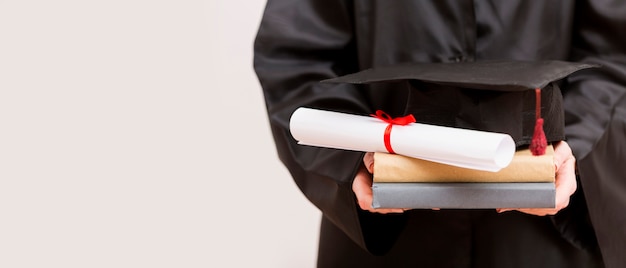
370,110 -> 416,154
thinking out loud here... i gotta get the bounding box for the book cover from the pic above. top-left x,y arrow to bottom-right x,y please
372,182 -> 556,209
373,146 -> 555,183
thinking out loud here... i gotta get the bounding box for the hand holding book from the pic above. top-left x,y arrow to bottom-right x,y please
355,141 -> 577,215
352,163 -> 406,214
497,141 -> 577,216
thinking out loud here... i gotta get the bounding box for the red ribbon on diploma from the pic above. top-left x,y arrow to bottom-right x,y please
370,110 -> 416,154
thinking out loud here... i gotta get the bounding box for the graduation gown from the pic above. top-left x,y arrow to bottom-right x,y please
253,1 -> 626,267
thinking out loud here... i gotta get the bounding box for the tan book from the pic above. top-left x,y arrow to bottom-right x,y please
373,145 -> 555,183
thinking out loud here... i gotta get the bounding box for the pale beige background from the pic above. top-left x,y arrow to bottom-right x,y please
0,0 -> 321,267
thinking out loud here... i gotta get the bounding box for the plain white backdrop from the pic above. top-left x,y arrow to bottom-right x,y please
0,1 -> 321,267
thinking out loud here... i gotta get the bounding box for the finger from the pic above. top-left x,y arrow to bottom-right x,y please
497,208 -> 558,216
556,157 -> 577,195
553,142 -> 577,212
552,141 -> 566,171
514,208 -> 559,216
352,165 -> 405,214
497,208 -> 524,214
352,167 -> 374,211
363,152 -> 375,173
553,141 -> 574,170
369,208 -> 405,214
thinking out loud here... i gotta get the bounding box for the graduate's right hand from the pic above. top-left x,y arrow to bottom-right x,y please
352,152 -> 405,214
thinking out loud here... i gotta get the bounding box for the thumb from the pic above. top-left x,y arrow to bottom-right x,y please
363,152 -> 375,173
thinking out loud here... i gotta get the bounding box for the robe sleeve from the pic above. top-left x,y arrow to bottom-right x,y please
253,0 -> 406,254
561,1 -> 626,267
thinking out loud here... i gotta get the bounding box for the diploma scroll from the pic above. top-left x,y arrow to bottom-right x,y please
289,107 -> 516,172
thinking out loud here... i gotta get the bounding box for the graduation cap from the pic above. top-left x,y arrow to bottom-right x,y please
323,60 -> 598,155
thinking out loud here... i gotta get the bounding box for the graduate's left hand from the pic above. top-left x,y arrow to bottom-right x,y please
497,141 -> 577,216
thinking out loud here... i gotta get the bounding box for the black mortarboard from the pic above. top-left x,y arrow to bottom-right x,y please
323,60 -> 597,155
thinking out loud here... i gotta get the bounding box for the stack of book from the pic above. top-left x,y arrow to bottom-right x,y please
372,145 -> 556,209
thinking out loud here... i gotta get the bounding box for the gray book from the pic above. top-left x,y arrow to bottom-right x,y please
372,182 -> 555,209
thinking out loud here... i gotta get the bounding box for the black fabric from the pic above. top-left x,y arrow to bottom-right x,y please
393,80 -> 565,148
324,60 -> 597,92
575,98 -> 626,268
319,210 -> 603,268
254,0 -> 626,267
324,61 -> 594,147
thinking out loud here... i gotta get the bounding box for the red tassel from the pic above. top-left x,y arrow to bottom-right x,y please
530,88 -> 547,155
530,118 -> 547,155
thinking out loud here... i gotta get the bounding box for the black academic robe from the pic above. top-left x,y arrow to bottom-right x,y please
254,1 -> 626,267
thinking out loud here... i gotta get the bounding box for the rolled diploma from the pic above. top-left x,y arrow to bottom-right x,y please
289,107 -> 515,172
